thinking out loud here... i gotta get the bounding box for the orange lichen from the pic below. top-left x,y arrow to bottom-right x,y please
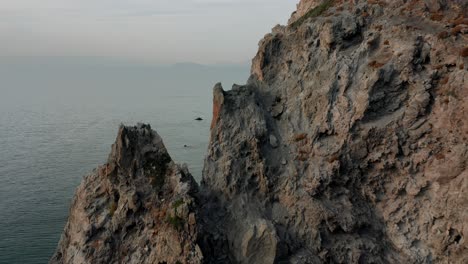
452,17 -> 468,26
296,155 -> 308,162
327,153 -> 340,163
440,76 -> 449,85
437,31 -> 449,39
91,240 -> 103,250
430,12 -> 444,21
451,25 -> 464,36
298,149 -> 308,155
211,91 -> 224,129
368,0 -> 387,7
368,60 -> 385,68
461,47 -> 468,57
406,25 -> 421,31
408,0 -> 424,10
435,153 -> 445,160
294,133 -> 307,142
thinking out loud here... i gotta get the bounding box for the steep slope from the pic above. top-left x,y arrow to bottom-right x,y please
201,0 -> 467,263
51,124 -> 202,264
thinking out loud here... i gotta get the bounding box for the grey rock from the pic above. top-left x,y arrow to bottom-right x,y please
269,134 -> 279,148
270,103 -> 284,118
51,124 -> 202,264
202,0 -> 468,263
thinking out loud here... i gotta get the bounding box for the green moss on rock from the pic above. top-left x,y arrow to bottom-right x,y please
167,215 -> 185,231
172,198 -> 185,209
291,0 -> 335,29
144,152 -> 171,190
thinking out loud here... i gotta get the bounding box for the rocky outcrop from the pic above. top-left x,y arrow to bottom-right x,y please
202,0 -> 467,263
51,124 -> 202,264
53,0 -> 467,263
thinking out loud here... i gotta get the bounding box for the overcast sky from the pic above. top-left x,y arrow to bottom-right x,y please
0,0 -> 299,64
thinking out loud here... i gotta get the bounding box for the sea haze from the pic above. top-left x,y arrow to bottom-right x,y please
0,57 -> 249,264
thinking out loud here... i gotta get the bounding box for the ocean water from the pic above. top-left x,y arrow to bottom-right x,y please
0,59 -> 249,264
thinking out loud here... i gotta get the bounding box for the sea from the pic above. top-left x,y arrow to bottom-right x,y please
0,57 -> 249,264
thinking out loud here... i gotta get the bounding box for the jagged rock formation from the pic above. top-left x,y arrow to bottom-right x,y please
202,0 -> 467,263
51,124 -> 202,264
53,0 -> 467,263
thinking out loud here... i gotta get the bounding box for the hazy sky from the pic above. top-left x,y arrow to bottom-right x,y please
0,0 -> 299,64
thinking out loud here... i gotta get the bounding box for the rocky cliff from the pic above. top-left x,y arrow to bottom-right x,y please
51,124 -> 202,264
53,0 -> 467,263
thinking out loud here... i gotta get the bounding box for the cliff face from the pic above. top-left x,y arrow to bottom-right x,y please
203,0 -> 467,262
52,0 -> 467,263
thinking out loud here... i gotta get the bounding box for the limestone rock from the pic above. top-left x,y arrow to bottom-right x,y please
269,135 -> 279,148
51,124 -> 202,264
202,0 -> 468,262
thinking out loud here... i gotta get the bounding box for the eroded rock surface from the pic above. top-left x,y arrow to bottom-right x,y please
51,124 -> 202,264
202,0 -> 467,263
53,0 -> 467,263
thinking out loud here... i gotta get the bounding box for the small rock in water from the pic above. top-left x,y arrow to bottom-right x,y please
195,117 -> 203,121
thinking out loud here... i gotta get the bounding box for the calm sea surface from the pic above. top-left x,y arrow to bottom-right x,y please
0,59 -> 249,264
